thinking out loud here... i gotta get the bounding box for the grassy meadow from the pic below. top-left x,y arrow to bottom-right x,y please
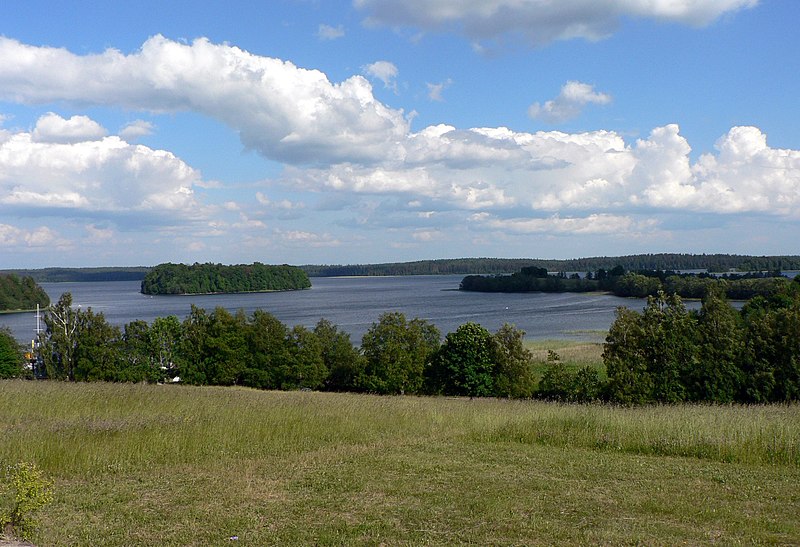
2,375 -> 799,545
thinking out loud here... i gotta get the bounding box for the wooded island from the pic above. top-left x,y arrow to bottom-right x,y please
0,274 -> 50,312
140,262 -> 311,295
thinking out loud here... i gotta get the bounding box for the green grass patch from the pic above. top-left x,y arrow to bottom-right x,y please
526,339 -> 606,383
1,381 -> 799,545
526,339 -> 604,365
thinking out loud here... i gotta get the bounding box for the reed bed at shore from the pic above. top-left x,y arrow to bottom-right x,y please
1,380 -> 798,545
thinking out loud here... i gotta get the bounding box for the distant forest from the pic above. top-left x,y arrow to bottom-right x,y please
141,262 -> 311,295
461,266 -> 791,300
0,267 -> 150,283
4,254 -> 800,283
0,274 -> 50,312
302,254 -> 800,276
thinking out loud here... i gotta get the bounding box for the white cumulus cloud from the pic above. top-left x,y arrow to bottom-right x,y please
0,113 -> 202,218
426,79 -> 452,102
0,223 -> 69,248
318,24 -> 346,40
31,112 -> 108,144
689,126 -> 800,215
0,35 -> 410,165
363,61 -> 399,91
119,120 -> 155,141
282,122 -> 800,222
529,81 -> 612,124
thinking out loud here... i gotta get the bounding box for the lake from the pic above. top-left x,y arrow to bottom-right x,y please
1,275 -> 667,345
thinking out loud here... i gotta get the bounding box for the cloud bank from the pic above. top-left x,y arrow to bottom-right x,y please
354,0 -> 759,47
0,34 -> 797,261
0,113 -> 200,218
0,35 -> 410,165
285,123 -> 800,223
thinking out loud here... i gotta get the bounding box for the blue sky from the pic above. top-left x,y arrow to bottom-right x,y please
0,0 -> 797,268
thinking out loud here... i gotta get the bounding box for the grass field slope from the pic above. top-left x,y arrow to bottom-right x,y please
1,381 -> 798,545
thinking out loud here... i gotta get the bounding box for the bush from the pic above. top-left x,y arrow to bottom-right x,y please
536,352 -> 604,402
0,462 -> 53,540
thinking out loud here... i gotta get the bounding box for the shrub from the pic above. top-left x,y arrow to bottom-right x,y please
0,462 -> 53,540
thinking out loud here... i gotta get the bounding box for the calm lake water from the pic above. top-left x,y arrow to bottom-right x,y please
1,275 -> 674,345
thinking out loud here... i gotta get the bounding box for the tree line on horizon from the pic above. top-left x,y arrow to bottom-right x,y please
5,253 -> 800,283
301,254 -> 800,277
460,266 -> 792,300
2,275 -> 798,404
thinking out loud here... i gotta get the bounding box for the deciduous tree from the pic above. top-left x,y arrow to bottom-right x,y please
359,312 -> 439,395
429,322 -> 495,397
491,323 -> 535,398
0,327 -> 23,379
314,318 -> 363,392
39,293 -> 80,381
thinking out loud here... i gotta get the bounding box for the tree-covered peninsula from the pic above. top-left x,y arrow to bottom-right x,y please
460,266 -> 791,300
0,273 -> 50,312
141,262 -> 311,295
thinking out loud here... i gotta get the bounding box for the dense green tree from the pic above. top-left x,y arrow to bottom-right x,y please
181,307 -> 247,385
612,273 -> 662,298
118,320 -> 161,383
641,292 -> 697,402
519,266 -> 548,278
73,309 -> 122,382
740,280 -> 800,402
603,307 -> 654,405
536,351 -> 602,402
491,324 -> 535,398
428,322 -> 496,397
601,292 -> 699,403
689,288 -> 744,402
739,296 -> 778,402
0,327 -> 23,379
314,318 -> 363,392
359,312 -> 440,395
462,263 -> 790,300
571,366 -> 603,402
179,306 -> 211,385
242,310 -> 290,389
277,325 -> 327,390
